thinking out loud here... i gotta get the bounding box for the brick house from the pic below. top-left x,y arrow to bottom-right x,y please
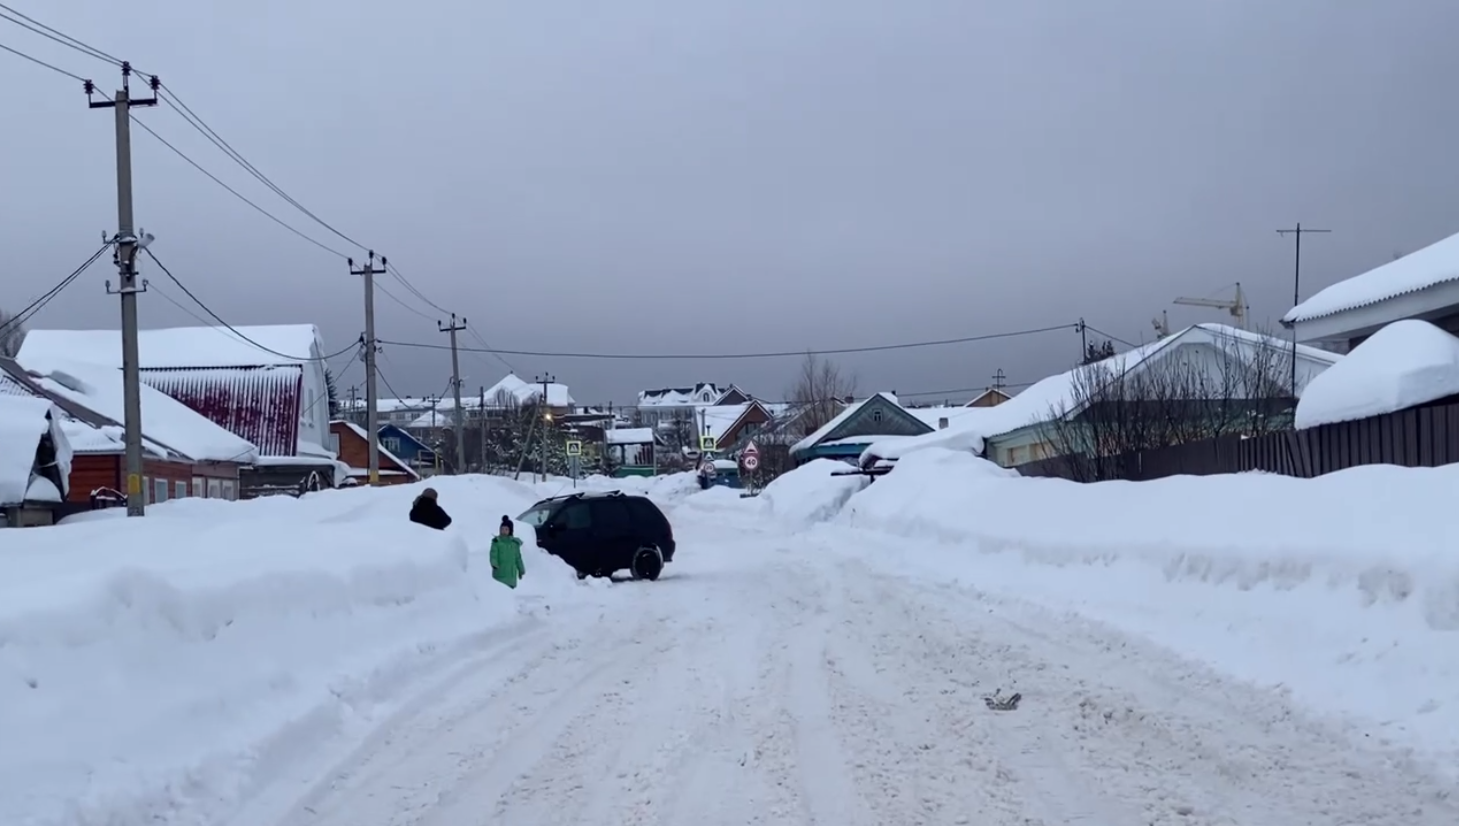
2,357 -> 254,511
329,421 -> 421,486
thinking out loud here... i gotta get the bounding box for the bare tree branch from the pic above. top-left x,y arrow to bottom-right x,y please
786,352 -> 857,435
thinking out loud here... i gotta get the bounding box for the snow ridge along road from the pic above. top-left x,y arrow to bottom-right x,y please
248,525 -> 1457,826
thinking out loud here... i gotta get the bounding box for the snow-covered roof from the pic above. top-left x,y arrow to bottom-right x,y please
19,356 -> 260,464
790,393 -> 898,455
859,420 -> 990,468
637,383 -> 725,408
1295,320 -> 1459,429
605,427 -> 655,445
698,403 -> 752,444
967,324 -> 1342,441
0,395 -> 70,505
333,421 -> 420,480
339,397 -> 438,413
1285,230 -> 1459,324
1,360 -> 174,459
19,324 -> 324,368
905,405 -> 983,430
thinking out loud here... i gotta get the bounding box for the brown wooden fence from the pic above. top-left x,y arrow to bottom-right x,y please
1017,399 -> 1459,481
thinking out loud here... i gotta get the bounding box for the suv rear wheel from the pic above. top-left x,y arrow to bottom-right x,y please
629,545 -> 664,581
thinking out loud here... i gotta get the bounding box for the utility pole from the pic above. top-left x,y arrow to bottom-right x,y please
1277,223 -> 1331,394
478,385 -> 486,474
438,313 -> 467,474
350,252 -> 388,484
991,368 -> 1007,392
88,64 -> 158,517
348,385 -> 359,424
536,374 -> 555,482
1076,318 -> 1088,361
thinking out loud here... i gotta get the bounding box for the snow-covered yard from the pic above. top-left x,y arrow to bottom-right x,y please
1,459 -> 1456,825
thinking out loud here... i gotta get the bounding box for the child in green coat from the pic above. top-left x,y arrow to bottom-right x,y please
490,515 -> 526,589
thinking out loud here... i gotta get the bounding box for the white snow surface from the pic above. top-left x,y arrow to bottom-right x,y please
1285,228 -> 1459,323
0,394 -> 55,504
1296,319 -> 1459,429
6,461 -> 1459,825
18,356 -> 260,464
18,324 -> 324,368
0,395 -> 71,504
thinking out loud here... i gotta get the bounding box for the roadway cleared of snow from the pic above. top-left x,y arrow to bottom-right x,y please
241,518 -> 1456,826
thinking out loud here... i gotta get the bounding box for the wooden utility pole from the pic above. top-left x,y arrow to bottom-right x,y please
350,252 -> 388,484
478,385 -> 486,473
438,313 -> 467,474
87,64 -> 158,517
1277,223 -> 1331,393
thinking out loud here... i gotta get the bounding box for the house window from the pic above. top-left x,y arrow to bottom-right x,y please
221,480 -> 236,501
328,433 -> 340,453
143,476 -> 152,503
154,478 -> 169,503
385,437 -> 402,453
207,478 -> 222,499
193,476 -> 205,498
175,481 -> 188,499
871,408 -> 884,424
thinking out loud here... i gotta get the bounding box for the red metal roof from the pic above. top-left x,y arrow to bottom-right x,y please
141,366 -> 303,457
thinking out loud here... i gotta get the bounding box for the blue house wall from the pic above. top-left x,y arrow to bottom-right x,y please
378,424 -> 436,466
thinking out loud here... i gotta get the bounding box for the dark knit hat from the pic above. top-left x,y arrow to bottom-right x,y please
500,514 -> 513,533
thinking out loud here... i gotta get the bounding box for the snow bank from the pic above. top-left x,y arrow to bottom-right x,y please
807,448 -> 1459,768
757,459 -> 868,526
859,418 -> 987,466
1296,319 -> 1459,429
0,474 -> 567,826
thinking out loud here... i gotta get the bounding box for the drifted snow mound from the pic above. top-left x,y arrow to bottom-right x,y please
1296,319 -> 1459,429
840,447 -> 1459,623
758,459 -> 869,526
0,486 -> 554,826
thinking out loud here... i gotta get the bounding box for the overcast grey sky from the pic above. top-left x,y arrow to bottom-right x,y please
7,0 -> 1459,405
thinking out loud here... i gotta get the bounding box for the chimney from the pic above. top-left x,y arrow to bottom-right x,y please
938,417 -> 949,430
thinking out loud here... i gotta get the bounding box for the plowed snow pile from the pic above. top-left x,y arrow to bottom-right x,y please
0,474 -> 591,826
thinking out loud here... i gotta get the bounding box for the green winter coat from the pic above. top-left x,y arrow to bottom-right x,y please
489,535 -> 525,589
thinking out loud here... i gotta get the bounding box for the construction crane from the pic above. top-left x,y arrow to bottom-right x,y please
1151,310 -> 1171,339
1173,282 -> 1248,330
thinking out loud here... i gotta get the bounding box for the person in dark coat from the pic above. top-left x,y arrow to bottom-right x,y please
408,487 -> 452,530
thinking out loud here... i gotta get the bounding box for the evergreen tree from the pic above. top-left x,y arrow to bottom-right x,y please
325,367 -> 340,417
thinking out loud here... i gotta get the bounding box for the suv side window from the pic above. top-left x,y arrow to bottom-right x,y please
591,499 -> 633,532
625,498 -> 665,531
561,501 -> 592,530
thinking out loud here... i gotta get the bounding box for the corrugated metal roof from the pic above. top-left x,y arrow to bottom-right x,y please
142,365 -> 303,457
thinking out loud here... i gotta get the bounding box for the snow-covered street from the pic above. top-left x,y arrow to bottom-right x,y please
5,462 -> 1459,825
247,506 -> 1455,826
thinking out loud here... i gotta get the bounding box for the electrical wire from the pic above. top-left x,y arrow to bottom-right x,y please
1082,324 -> 1140,349
0,6 -> 121,69
0,244 -> 111,339
379,322 -> 1077,361
3,8 -> 466,326
141,248 -> 362,361
466,325 -> 516,372
0,39 -> 87,81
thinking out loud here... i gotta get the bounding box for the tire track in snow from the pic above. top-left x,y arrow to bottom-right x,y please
838,556 -> 1459,826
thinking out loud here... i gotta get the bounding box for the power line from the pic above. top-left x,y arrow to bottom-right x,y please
0,244 -> 111,339
0,38 -> 87,81
3,8 -> 461,325
141,248 -> 362,361
466,324 -> 515,372
378,323 -> 1076,361
0,7 -> 121,72
1081,324 -> 1139,349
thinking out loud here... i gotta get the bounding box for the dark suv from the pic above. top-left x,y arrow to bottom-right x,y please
516,491 -> 676,581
